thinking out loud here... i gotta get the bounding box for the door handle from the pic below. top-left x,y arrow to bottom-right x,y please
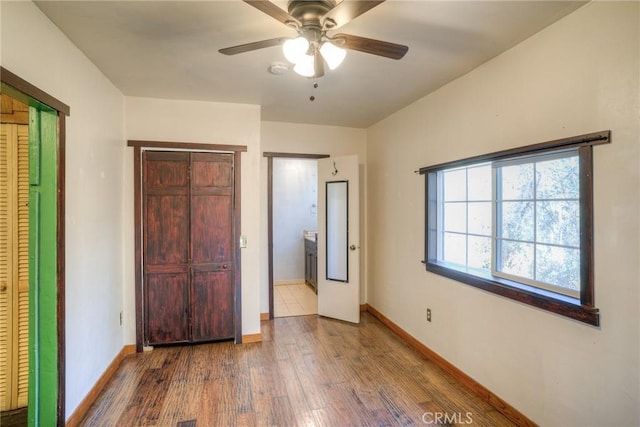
349,245 -> 357,251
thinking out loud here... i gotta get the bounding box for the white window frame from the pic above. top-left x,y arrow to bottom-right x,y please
491,150 -> 580,298
435,164 -> 493,275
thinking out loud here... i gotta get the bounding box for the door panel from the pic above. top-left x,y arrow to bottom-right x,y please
191,154 -> 233,263
144,152 -> 189,266
190,153 -> 234,341
317,155 -> 360,324
145,153 -> 189,187
191,269 -> 234,341
143,152 -> 190,345
0,123 -> 29,410
15,124 -> 28,409
191,194 -> 232,263
1,123 -> 12,411
145,272 -> 189,344
192,156 -> 233,188
145,194 -> 189,265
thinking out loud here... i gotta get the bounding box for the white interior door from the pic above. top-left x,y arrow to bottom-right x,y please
317,155 -> 360,323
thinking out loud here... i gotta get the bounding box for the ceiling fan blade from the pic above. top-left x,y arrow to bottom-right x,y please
243,0 -> 300,27
314,49 -> 325,78
334,33 -> 408,60
322,1 -> 385,30
219,37 -> 289,55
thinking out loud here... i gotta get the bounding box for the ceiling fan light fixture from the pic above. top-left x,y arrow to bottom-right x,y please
319,41 -> 346,70
283,36 -> 309,64
293,54 -> 315,77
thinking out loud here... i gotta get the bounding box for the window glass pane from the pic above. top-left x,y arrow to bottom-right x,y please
498,201 -> 534,241
443,169 -> 466,201
468,235 -> 491,270
536,244 -> 580,292
467,165 -> 492,201
444,202 -> 466,233
497,240 -> 534,279
537,155 -> 579,199
443,232 -> 466,266
499,163 -> 534,200
468,202 -> 491,236
537,201 -> 580,247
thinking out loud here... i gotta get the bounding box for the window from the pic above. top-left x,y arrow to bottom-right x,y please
421,131 -> 610,326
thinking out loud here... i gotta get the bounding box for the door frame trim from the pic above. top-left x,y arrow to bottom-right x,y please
263,152 -> 329,319
129,140 -> 247,350
1,66 -> 70,426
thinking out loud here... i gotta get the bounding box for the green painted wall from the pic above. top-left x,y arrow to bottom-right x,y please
28,106 -> 58,426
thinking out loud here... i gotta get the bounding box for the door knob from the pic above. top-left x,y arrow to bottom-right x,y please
349,245 -> 357,251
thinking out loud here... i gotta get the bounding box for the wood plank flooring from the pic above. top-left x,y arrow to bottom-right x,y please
0,408 -> 28,427
80,313 -> 515,426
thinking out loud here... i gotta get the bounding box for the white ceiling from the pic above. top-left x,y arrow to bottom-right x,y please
35,0 -> 587,128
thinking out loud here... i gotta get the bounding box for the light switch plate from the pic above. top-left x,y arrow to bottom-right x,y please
240,236 -> 247,248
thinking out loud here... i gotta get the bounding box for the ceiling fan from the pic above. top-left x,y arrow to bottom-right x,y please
219,0 -> 409,78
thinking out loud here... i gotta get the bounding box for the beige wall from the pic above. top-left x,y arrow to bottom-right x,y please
366,2 -> 639,425
1,1 -> 126,419
260,122 -> 367,312
3,0 -> 638,424
124,96 -> 263,340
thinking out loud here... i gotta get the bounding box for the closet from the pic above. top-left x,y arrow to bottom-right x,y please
0,95 -> 29,411
143,151 -> 235,345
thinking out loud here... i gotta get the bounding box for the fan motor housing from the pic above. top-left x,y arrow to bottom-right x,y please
288,0 -> 336,22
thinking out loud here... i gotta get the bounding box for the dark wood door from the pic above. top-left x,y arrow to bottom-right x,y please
190,153 -> 234,341
144,152 -> 190,345
143,151 -> 234,345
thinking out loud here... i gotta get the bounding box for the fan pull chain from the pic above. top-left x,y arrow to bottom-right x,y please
309,82 -> 319,101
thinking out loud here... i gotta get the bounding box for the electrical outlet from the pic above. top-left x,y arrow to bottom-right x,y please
426,308 -> 432,322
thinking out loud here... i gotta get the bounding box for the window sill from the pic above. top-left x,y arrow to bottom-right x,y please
425,261 -> 600,326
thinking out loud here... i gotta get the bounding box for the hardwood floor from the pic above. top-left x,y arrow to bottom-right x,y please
0,408 -> 27,427
80,313 -> 515,426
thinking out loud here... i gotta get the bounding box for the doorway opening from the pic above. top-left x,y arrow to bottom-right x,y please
264,152 -> 328,319
272,157 -> 318,318
1,67 -> 70,426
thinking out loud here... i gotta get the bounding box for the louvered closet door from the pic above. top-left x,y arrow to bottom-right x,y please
0,123 -> 29,411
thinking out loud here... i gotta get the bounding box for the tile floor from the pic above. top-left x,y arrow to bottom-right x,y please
274,282 -> 317,317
